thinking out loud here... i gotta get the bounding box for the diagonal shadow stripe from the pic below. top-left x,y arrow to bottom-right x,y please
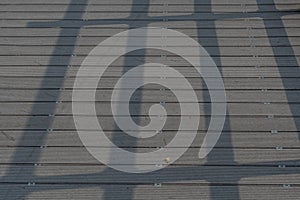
1,0 -> 299,199
195,1 -> 239,199
257,0 -> 300,140
1,0 -> 88,198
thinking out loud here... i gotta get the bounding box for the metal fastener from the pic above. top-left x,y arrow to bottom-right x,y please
276,146 -> 283,151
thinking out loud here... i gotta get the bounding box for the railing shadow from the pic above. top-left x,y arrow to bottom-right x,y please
1,0 -> 88,199
0,0 -> 299,199
258,0 -> 300,140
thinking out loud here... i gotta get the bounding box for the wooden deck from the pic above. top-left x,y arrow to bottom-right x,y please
0,0 -> 300,199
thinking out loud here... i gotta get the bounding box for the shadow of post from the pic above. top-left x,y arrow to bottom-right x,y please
102,1 -> 150,199
1,0 -> 88,199
257,0 -> 300,140
1,0 -> 299,199
194,0 -> 239,199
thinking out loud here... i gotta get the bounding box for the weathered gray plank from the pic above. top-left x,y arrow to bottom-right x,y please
2,17 -> 299,28
0,4 -> 298,12
0,165 -> 299,184
1,36 -> 299,46
0,46 -> 299,56
0,0 -> 299,5
0,131 -> 298,148
1,56 -> 298,67
0,184 -> 299,200
0,77 -> 299,89
1,66 -> 300,78
1,12 -> 300,20
1,26 -> 299,39
0,102 -> 299,116
0,146 -> 299,165
0,90 -> 298,103
1,27 -> 299,37
1,19 -> 300,28
0,116 -> 298,131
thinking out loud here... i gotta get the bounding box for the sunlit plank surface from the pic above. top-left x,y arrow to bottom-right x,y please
0,0 -> 299,199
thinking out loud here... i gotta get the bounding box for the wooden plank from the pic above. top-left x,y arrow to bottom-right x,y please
0,46 -> 299,56
1,27 -> 300,37
0,102 -> 299,116
1,20 -> 299,30
0,165 -> 300,184
0,131 -> 299,148
0,184 -> 299,200
1,19 -> 300,28
0,116 -> 298,131
1,66 -> 300,78
0,0 -> 299,5
1,36 -> 300,46
0,90 -> 299,103
0,4 -> 298,12
1,12 -> 299,20
0,77 -> 299,89
1,12 -> 300,20
0,55 -> 298,67
0,146 -> 299,165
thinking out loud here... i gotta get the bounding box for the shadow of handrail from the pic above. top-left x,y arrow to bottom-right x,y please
1,0 -> 299,199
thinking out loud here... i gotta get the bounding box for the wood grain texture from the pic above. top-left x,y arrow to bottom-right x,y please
1,36 -> 300,46
0,116 -> 298,131
0,184 -> 299,200
1,102 -> 299,115
1,77 -> 300,89
1,66 -> 300,78
0,0 -> 299,199
1,56 -> 299,67
0,165 -> 300,184
0,131 -> 299,148
0,4 -> 298,12
0,146 -> 299,165
0,46 -> 299,56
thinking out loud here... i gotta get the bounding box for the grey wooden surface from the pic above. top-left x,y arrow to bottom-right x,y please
0,0 -> 299,199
